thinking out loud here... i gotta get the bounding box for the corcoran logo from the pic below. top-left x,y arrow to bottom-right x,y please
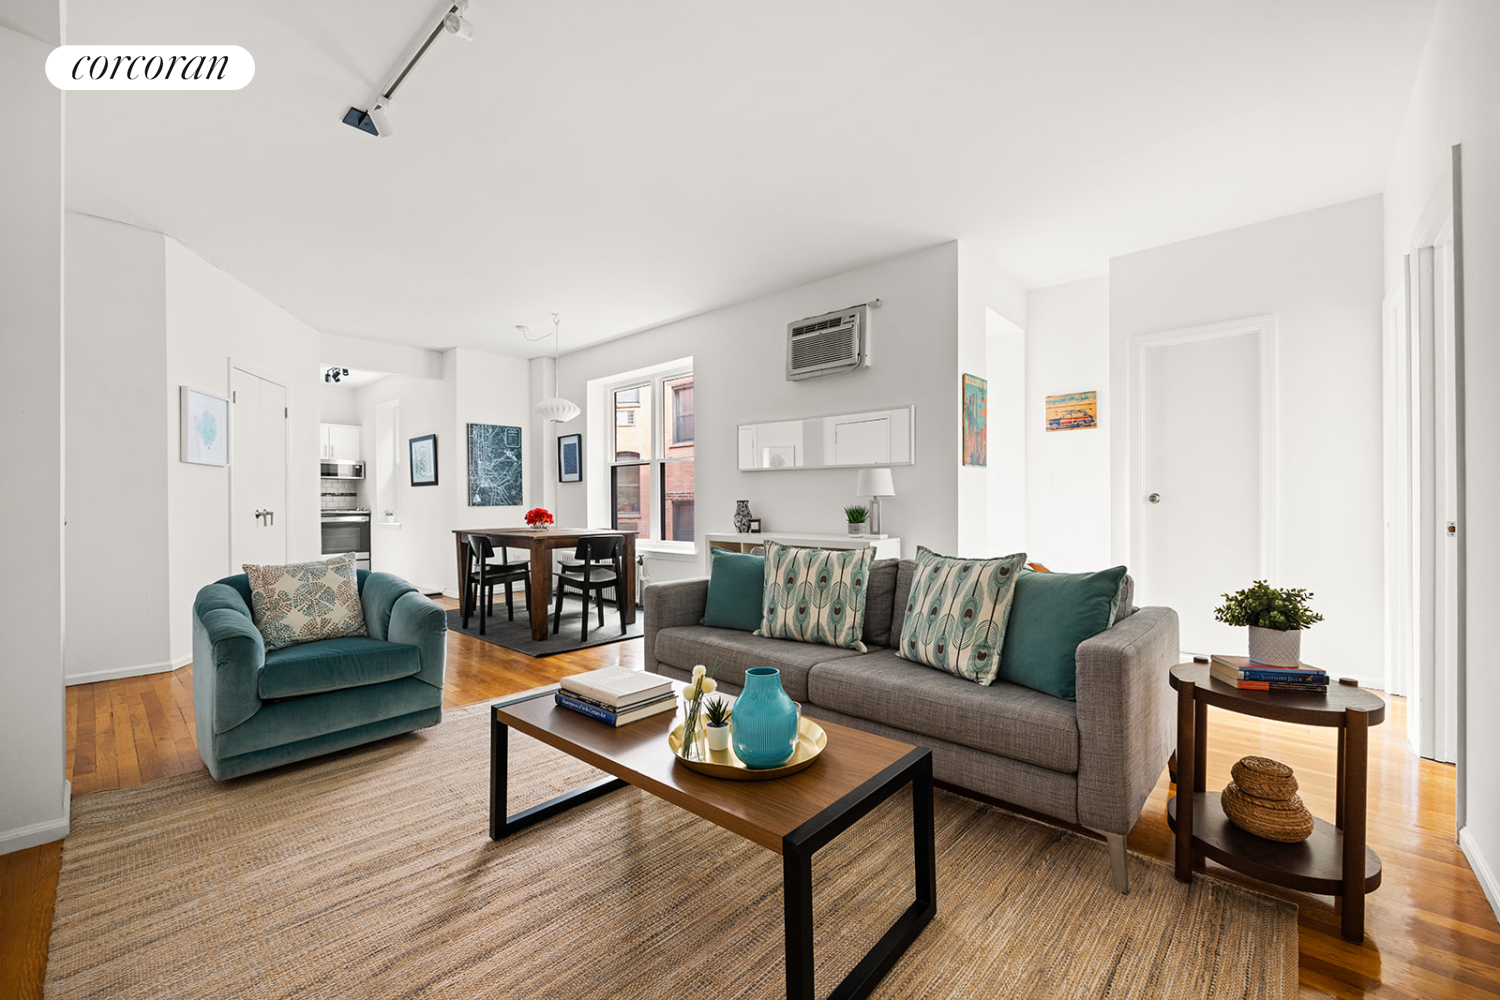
45,45 -> 254,90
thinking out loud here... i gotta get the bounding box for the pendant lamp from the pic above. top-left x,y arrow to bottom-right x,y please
532,313 -> 580,423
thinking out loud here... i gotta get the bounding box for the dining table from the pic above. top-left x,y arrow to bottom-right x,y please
453,527 -> 638,642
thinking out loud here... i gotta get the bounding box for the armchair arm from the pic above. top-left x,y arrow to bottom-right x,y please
1073,605 -> 1179,836
361,571 -> 418,641
389,590 -> 448,689
643,577 -> 709,667
190,585 -> 266,743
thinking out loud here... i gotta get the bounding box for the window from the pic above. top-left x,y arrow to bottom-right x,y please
608,369 -> 694,544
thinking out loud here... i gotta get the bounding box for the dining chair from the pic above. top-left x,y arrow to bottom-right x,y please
552,534 -> 625,641
465,535 -> 530,634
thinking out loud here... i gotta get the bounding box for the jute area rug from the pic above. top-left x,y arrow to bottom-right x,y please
47,701 -> 1297,999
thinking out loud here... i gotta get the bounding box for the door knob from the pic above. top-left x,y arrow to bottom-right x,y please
1148,493 -> 1162,505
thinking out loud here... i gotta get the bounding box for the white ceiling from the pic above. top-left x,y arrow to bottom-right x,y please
64,1 -> 1435,358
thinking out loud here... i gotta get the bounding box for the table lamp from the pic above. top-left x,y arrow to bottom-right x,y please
855,467 -> 895,537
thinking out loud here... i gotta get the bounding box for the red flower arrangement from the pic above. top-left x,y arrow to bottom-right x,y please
524,507 -> 554,528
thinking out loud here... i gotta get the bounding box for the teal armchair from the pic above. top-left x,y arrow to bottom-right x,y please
192,569 -> 447,780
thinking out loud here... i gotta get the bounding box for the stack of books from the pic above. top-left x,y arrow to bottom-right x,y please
554,666 -> 677,726
1210,654 -> 1328,694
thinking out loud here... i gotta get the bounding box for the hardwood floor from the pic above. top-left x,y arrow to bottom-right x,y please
2,609 -> 1496,998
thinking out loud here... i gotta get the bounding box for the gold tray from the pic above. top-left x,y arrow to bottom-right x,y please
668,718 -> 826,780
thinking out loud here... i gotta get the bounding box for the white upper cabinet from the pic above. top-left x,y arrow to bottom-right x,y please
320,423 -> 361,461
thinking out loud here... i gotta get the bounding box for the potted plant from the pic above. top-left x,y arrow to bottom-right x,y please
1213,580 -> 1324,667
383,509 -> 396,523
704,695 -> 732,751
843,504 -> 869,536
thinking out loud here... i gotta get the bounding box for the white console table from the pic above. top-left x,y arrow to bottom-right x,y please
705,531 -> 902,561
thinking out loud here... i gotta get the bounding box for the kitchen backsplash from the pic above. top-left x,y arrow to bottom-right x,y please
320,479 -> 363,510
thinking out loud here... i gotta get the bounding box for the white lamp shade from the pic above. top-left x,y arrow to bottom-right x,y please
534,397 -> 581,423
855,467 -> 895,497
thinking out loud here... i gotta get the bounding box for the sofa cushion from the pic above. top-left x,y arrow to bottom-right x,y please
755,542 -> 876,653
244,553 -> 368,651
895,547 -> 1026,685
259,636 -> 420,700
808,650 -> 1080,773
999,566 -> 1128,700
700,548 -> 765,631
860,559 -> 901,648
653,625 -> 862,702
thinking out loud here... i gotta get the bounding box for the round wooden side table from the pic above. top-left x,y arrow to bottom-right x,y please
1167,662 -> 1385,943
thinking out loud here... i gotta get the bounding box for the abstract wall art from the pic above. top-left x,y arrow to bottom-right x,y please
961,373 -> 987,467
409,434 -> 438,487
1045,391 -> 1098,432
467,423 -> 523,506
180,386 -> 228,466
557,433 -> 582,483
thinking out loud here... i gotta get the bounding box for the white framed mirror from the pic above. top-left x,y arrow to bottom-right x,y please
737,405 -> 914,471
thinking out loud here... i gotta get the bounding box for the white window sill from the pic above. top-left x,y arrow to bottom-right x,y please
635,541 -> 698,561
375,521 -> 402,528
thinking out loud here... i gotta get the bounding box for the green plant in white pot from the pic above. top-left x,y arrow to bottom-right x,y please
843,505 -> 869,536
1213,581 -> 1324,667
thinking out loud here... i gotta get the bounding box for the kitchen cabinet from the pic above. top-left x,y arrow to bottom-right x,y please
320,423 -> 361,461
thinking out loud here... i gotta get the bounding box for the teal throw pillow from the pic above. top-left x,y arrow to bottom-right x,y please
701,548 -> 766,632
895,547 -> 1026,685
997,565 -> 1129,700
755,541 -> 875,651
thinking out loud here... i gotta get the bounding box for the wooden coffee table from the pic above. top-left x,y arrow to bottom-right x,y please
489,688 -> 936,1000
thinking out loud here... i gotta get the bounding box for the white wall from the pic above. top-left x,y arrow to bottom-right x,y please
64,214 -> 173,683
0,16 -> 69,854
164,241 -> 323,662
1109,196 -> 1386,680
1384,0 -> 1500,920
553,242 -> 1003,577
958,243 -> 1029,557
319,382 -> 362,424
1025,276 -> 1112,571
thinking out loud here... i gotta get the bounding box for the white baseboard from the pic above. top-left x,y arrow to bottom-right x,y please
0,779 -> 70,856
66,653 -> 191,687
1460,827 -> 1500,923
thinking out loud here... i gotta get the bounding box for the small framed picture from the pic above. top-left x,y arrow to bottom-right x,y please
180,386 -> 229,466
409,434 -> 438,486
558,433 -> 582,483
748,517 -> 762,533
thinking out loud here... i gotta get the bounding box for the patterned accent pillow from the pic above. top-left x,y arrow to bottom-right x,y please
243,553 -> 368,651
754,541 -> 876,652
895,546 -> 1027,685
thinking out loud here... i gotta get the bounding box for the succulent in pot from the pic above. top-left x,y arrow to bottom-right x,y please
843,504 -> 870,535
704,695 -> 732,752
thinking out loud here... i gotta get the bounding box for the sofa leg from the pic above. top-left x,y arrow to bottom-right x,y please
1104,832 -> 1129,894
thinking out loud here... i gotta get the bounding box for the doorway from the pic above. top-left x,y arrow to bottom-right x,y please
1129,316 -> 1278,657
230,365 -> 288,570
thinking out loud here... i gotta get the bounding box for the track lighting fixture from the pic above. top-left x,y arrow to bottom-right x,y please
325,367 -> 349,384
343,1 -> 474,137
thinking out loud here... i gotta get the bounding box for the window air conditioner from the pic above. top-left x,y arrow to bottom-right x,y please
786,305 -> 869,381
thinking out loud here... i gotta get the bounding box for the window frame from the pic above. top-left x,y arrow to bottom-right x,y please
605,365 -> 695,551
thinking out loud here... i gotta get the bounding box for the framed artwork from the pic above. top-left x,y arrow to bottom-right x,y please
962,373 -> 987,467
558,433 -> 582,483
1046,391 -> 1098,432
180,386 -> 228,466
748,517 -> 762,533
467,423 -> 523,506
409,434 -> 438,486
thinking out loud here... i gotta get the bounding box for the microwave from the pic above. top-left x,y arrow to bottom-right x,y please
320,460 -> 364,479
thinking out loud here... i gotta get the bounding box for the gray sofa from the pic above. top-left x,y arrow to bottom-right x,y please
644,558 -> 1179,892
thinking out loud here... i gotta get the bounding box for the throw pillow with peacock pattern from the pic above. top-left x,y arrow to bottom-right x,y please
754,541 -> 876,652
244,552 -> 368,651
895,546 -> 1026,685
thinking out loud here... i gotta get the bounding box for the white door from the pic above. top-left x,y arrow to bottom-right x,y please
1133,322 -> 1269,657
230,367 -> 288,570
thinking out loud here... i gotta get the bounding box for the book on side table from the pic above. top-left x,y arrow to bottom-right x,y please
1210,654 -> 1328,693
556,666 -> 677,726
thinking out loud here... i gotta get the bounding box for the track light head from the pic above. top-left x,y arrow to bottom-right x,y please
341,101 -> 393,137
443,12 -> 475,40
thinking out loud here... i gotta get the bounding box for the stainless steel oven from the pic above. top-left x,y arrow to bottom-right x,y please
320,510 -> 371,571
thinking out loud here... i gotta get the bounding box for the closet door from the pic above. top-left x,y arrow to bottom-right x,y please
230,367 -> 288,570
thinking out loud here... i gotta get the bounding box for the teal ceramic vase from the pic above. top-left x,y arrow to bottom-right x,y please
731,667 -> 800,768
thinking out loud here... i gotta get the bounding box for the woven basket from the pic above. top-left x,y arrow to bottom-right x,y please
1231,756 -> 1299,800
1221,782 -> 1315,843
